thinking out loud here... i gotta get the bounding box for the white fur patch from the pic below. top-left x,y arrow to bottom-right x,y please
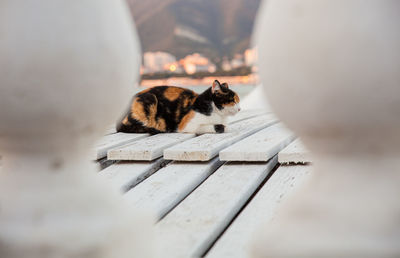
179,103 -> 240,134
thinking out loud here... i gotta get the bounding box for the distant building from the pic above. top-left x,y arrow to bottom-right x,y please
143,51 -> 177,73
231,54 -> 244,69
180,53 -> 216,74
244,48 -> 258,66
221,57 -> 232,71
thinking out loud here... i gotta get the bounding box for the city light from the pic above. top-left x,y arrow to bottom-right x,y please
169,64 -> 177,72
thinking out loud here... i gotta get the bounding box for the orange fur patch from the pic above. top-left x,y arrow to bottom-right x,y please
222,94 -> 240,107
164,87 -> 184,101
183,98 -> 190,108
131,99 -> 147,122
156,118 -> 166,131
178,110 -> 195,131
147,103 -> 163,130
223,102 -> 236,107
122,116 -> 131,125
234,94 -> 240,103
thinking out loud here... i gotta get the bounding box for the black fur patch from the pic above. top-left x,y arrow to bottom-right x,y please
214,124 -> 225,133
193,88 -> 213,115
212,84 -> 239,110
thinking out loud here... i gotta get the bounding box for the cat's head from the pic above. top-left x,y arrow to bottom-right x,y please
211,80 -> 241,116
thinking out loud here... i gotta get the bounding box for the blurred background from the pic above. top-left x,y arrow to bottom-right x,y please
126,0 -> 261,97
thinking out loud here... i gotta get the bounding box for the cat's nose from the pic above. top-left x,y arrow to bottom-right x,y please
238,107 -> 241,112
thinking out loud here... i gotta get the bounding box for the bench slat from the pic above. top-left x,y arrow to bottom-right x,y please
92,132 -> 148,160
163,114 -> 278,161
123,157 -> 223,219
107,109 -> 269,161
155,157 -> 277,258
219,123 -> 295,161
206,165 -> 311,258
278,138 -> 312,164
107,133 -> 195,161
99,158 -> 169,192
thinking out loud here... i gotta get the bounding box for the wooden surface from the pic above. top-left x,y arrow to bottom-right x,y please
278,138 -> 312,164
94,109 -> 315,257
155,157 -> 278,258
99,158 -> 169,192
108,133 -> 195,161
123,158 -> 223,220
107,110 -> 272,162
92,132 -> 148,160
164,114 -> 278,161
206,165 -> 312,258
219,123 -> 295,161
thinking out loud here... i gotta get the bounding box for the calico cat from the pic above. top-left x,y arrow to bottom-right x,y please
116,80 -> 241,134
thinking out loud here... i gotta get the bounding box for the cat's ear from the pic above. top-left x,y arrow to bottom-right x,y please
222,82 -> 229,89
212,80 -> 222,93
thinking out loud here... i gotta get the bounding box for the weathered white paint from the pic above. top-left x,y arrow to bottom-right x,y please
0,1 -> 153,257
155,157 -> 278,258
278,138 -> 312,164
99,158 -> 169,192
108,133 -> 195,161
207,165 -> 311,258
219,123 -> 295,161
106,110 -> 269,161
124,157 -> 223,220
92,132 -> 148,160
164,114 -> 278,161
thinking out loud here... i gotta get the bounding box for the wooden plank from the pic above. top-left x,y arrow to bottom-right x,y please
99,158 -> 169,192
107,133 -> 195,161
227,109 -> 269,124
278,138 -> 312,164
92,132 -> 148,160
107,110 -> 270,162
163,114 -> 278,161
206,165 -> 312,258
155,157 -> 278,258
219,123 -> 295,161
123,157 -> 223,219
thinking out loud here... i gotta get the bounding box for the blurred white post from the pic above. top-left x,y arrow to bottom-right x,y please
253,0 -> 400,257
0,1 -> 153,257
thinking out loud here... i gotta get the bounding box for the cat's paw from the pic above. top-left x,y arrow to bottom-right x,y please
214,124 -> 225,133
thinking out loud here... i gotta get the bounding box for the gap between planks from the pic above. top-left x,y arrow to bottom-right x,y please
99,158 -> 169,192
206,165 -> 312,258
123,157 -> 224,220
154,157 -> 278,258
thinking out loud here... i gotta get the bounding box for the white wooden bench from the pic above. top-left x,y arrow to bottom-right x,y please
95,109 -> 312,257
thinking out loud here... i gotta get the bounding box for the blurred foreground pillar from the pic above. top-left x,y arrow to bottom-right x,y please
253,1 -> 400,257
0,1 -> 153,257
